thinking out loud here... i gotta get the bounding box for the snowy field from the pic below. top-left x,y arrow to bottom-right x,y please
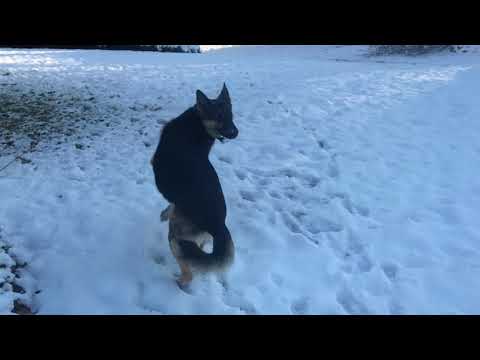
1,45 -> 480,314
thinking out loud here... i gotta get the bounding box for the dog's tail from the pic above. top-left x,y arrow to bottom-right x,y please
177,225 -> 234,272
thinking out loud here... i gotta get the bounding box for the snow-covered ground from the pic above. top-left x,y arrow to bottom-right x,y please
1,45 -> 480,314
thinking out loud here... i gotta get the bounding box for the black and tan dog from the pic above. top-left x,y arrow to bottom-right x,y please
151,84 -> 239,288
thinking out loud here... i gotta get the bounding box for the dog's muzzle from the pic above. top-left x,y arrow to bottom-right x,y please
219,126 -> 239,140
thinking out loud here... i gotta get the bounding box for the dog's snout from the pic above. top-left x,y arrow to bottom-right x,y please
223,126 -> 238,139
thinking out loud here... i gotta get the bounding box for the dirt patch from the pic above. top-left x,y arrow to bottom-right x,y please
0,75 -> 131,158
1,83 -> 97,156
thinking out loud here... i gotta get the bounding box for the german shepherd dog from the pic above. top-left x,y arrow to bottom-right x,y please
151,84 -> 239,288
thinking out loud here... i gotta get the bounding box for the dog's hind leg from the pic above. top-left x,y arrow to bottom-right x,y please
176,258 -> 193,288
169,239 -> 193,288
168,218 -> 194,288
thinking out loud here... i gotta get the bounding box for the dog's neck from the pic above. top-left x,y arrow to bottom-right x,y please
183,106 -> 216,155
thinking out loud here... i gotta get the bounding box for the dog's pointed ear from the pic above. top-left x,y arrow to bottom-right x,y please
219,83 -> 230,103
196,90 -> 210,110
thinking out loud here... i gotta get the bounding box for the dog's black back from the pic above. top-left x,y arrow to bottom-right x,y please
152,84 -> 238,270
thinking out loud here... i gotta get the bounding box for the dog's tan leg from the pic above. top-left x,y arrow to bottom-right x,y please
169,243 -> 193,287
168,225 -> 193,288
176,258 -> 193,287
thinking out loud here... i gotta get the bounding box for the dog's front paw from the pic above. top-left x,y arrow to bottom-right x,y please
160,211 -> 169,222
160,204 -> 174,222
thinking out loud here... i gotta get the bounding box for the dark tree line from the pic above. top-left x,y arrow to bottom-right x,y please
0,45 -> 201,53
368,45 -> 465,56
